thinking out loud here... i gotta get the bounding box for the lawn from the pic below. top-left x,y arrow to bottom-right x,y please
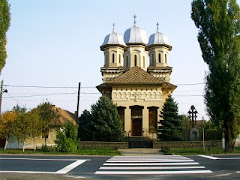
0,148 -> 120,156
164,147 -> 240,155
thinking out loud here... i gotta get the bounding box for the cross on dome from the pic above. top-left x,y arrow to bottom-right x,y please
156,22 -> 159,32
113,23 -> 115,31
134,15 -> 137,25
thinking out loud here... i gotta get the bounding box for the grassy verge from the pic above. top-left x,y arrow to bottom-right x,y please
0,148 -> 120,156
164,147 -> 240,155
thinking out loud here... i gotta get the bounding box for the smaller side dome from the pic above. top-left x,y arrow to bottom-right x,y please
100,31 -> 126,51
146,32 -> 172,50
124,25 -> 148,45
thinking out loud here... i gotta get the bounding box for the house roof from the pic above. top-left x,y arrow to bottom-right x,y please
49,107 -> 77,126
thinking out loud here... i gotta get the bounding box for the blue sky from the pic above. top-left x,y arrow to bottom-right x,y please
3,0 -> 238,119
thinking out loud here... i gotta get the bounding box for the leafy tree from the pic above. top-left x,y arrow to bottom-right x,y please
180,115 -> 191,141
91,96 -> 123,142
203,120 -> 222,140
55,122 -> 78,152
12,113 -> 31,152
78,109 -> 93,141
0,0 -> 11,72
12,104 -> 27,114
191,0 -> 240,152
0,111 -> 17,150
36,102 -> 59,145
158,96 -> 183,141
26,109 -> 42,150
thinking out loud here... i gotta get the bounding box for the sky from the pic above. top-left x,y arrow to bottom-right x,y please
2,0 -> 238,119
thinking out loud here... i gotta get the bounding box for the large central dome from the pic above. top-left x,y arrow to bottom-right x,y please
124,24 -> 148,45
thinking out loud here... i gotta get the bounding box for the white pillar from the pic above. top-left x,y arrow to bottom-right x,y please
142,107 -> 149,137
124,106 -> 131,136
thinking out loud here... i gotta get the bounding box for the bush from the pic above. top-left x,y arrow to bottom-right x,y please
41,144 -> 55,152
55,122 -> 78,152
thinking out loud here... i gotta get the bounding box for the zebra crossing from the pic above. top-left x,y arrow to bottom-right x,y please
95,155 -> 212,175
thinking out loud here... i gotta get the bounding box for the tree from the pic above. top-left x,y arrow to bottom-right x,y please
191,0 -> 240,152
91,96 -> 123,142
158,96 -> 183,141
0,111 -> 17,150
36,102 -> 59,145
78,109 -> 93,141
12,113 -> 31,152
180,115 -> 191,141
0,0 -> 11,72
12,104 -> 27,114
26,109 -> 42,150
55,122 -> 78,152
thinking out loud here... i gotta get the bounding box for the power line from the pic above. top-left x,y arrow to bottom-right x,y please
4,85 -> 96,89
3,92 -> 77,98
3,92 -> 101,99
175,83 -> 205,86
6,93 -> 25,107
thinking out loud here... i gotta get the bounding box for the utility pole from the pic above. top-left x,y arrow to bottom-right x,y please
76,82 -> 81,120
0,80 -> 3,115
202,116 -> 205,151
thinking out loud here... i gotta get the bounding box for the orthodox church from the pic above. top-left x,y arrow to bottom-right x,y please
97,17 -> 176,139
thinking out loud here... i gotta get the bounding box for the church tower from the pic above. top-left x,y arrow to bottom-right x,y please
123,15 -> 148,71
100,24 -> 127,82
146,23 -> 173,82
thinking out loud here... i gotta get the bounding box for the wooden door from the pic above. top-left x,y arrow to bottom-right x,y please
132,118 -> 142,136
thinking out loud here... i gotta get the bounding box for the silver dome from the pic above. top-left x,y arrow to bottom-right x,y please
146,31 -> 172,50
100,31 -> 126,50
124,25 -> 148,45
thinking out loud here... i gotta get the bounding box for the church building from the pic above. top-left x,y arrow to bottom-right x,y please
97,17 -> 176,139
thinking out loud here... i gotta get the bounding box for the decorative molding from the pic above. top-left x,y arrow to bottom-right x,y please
112,89 -> 162,102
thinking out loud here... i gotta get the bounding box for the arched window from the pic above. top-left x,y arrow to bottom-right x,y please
119,54 -> 121,64
112,53 -> 115,63
104,54 -> 107,66
134,55 -> 137,66
151,54 -> 154,65
143,56 -> 145,68
159,53 -> 161,63
165,54 -> 167,63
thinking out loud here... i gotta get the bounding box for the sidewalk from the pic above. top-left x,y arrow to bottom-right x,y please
119,148 -> 163,156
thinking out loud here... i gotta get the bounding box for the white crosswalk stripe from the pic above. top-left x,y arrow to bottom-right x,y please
95,155 -> 212,175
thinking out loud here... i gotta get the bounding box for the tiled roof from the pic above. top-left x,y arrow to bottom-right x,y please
110,66 -> 164,84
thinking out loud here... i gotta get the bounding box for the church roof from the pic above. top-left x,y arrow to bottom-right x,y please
124,25 -> 148,45
100,30 -> 126,50
110,66 -> 164,84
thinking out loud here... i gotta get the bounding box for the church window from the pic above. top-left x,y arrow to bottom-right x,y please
134,55 -> 137,66
165,54 -> 167,63
151,54 -> 154,65
119,54 -> 121,64
112,53 -> 115,63
143,56 -> 145,67
159,53 -> 161,63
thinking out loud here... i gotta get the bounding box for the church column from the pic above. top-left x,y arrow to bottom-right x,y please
124,106 -> 131,136
142,107 -> 149,137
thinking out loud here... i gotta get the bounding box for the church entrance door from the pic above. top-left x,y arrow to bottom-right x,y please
132,118 -> 142,136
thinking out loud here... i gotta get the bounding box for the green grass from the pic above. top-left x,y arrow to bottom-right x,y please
0,148 -> 120,156
164,147 -> 240,155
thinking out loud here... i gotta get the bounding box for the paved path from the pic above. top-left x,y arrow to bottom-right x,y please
119,148 -> 162,156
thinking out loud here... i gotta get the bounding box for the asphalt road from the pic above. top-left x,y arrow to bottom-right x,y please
1,154 -> 240,179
